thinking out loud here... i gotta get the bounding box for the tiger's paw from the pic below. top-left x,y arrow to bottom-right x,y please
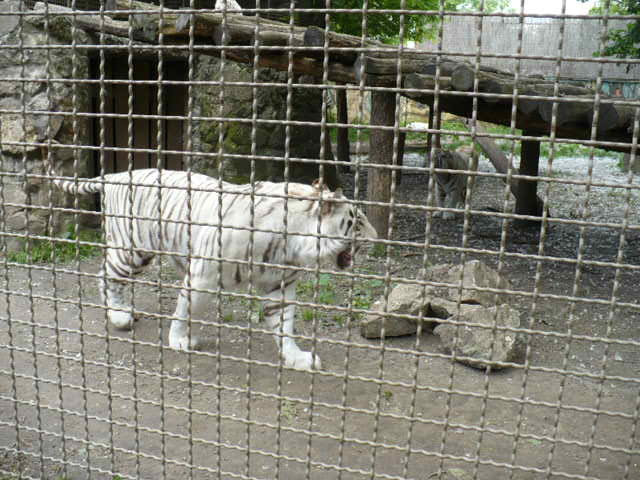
109,310 -> 134,331
168,332 -> 201,351
284,351 -> 322,371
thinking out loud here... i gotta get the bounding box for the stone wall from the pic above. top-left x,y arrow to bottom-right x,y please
191,56 -> 337,186
0,1 -> 94,250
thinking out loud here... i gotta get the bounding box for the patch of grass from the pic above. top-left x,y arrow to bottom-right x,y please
280,399 -> 298,422
370,243 -> 388,258
296,273 -> 337,305
301,308 -> 315,322
7,225 -> 102,264
350,278 -> 385,320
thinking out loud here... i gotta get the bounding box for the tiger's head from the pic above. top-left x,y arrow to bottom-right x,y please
303,179 -> 378,270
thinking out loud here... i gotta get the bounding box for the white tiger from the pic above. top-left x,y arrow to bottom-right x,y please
54,169 -> 377,371
215,0 -> 242,11
432,149 -> 474,220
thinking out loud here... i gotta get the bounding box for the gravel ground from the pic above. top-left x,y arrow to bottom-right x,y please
2,152 -> 639,480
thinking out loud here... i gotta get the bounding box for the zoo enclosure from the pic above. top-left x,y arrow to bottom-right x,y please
1,1 -> 640,480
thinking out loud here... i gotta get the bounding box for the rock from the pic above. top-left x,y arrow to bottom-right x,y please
434,304 -> 521,370
360,261 -> 514,339
360,284 -> 437,338
426,260 -> 512,306
359,284 -> 481,339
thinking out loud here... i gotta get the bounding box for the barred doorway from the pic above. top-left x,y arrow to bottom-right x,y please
90,56 -> 186,175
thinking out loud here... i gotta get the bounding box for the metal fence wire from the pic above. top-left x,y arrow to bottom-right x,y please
1,1 -> 639,479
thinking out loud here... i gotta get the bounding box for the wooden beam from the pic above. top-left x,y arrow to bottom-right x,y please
335,85 -> 350,171
367,91 -> 396,240
515,134 -> 543,224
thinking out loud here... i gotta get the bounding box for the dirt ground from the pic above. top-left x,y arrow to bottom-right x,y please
1,165 -> 640,480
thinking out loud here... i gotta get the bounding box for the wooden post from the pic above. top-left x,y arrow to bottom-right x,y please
336,85 -> 351,172
367,91 -> 395,239
515,134 -> 543,225
395,131 -> 406,185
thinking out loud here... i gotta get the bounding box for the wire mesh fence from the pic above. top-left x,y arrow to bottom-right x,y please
1,1 -> 639,479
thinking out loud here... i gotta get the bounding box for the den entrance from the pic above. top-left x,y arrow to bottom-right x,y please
90,56 -> 187,176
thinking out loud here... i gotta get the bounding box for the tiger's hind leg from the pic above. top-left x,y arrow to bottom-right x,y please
101,248 -> 154,331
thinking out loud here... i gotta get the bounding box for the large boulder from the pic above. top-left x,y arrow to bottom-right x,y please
360,261 -> 523,370
434,304 -> 521,370
360,261 -> 512,339
425,259 -> 512,306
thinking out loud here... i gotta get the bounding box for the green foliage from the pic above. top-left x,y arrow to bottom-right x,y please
296,273 -> 338,305
457,0 -> 512,12
7,226 -> 102,264
351,278 -> 384,311
329,0 -> 510,44
329,0 -> 455,43
582,0 -> 640,59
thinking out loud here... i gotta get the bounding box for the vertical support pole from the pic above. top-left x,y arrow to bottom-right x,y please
426,105 -> 434,158
396,131 -> 406,185
336,85 -> 350,171
515,133 -> 543,225
367,90 -> 395,239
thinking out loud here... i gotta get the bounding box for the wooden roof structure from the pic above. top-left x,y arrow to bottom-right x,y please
36,0 -> 640,232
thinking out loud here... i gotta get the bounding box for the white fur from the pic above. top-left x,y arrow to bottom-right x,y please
55,169 -> 376,371
215,0 -> 242,11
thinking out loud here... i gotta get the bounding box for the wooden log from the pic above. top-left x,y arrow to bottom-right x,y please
224,52 -> 357,84
403,73 -> 453,92
367,91 -> 396,240
403,73 -> 634,151
303,26 -> 386,64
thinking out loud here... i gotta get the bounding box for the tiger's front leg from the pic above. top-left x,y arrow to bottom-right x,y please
263,283 -> 322,371
168,275 -> 217,351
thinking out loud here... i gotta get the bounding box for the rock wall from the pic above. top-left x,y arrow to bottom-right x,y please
191,56 -> 336,186
1,1 -> 94,250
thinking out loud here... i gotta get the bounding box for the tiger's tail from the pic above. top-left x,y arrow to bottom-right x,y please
53,177 -> 104,195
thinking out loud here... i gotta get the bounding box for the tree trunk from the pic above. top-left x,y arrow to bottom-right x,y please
367,91 -> 395,239
336,85 -> 350,171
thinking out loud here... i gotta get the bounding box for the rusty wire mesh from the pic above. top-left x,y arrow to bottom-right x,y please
1,1 -> 639,479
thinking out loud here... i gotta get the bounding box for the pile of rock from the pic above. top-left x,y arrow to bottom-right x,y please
360,260 -> 522,370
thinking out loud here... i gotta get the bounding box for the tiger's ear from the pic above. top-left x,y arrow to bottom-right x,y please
312,179 -> 330,193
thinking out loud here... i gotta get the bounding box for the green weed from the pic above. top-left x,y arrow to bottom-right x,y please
301,308 -> 315,322
280,399 -> 298,422
370,243 -> 387,258
296,273 -> 337,305
7,226 -> 102,264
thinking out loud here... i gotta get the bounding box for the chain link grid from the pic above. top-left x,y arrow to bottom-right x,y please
1,1 -> 640,479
